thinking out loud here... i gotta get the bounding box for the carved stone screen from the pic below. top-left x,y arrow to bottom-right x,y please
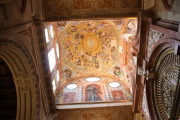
155,53 -> 179,119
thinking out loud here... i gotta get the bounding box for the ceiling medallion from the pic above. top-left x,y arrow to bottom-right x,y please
109,82 -> 120,88
66,84 -> 78,89
82,35 -> 99,52
85,77 -> 100,82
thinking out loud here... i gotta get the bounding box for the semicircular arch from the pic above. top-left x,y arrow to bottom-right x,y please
0,38 -> 40,120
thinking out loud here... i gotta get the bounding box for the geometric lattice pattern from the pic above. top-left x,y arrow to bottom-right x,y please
156,53 -> 180,119
163,70 -> 178,116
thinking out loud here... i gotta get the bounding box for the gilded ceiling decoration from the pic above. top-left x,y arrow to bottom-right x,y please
155,53 -> 179,119
61,20 -> 119,74
43,0 -> 142,20
44,19 -> 137,105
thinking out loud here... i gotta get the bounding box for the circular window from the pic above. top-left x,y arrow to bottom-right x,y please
109,82 -> 120,88
85,77 -> 100,82
67,84 -> 78,89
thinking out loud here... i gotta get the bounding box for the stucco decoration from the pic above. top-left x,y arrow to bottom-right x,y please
57,102 -> 132,109
43,0 -> 142,20
147,29 -> 164,57
123,19 -> 138,42
142,88 -> 151,120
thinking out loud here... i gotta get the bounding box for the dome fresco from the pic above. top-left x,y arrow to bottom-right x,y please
61,20 -> 120,74
44,19 -> 137,104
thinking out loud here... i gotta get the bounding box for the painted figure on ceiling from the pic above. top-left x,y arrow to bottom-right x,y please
86,85 -> 99,101
113,66 -> 121,76
71,26 -> 78,32
63,68 -> 72,79
57,21 -> 67,27
125,88 -> 132,100
112,19 -> 124,25
65,94 -> 73,103
115,92 -> 124,100
61,20 -> 120,74
123,19 -> 137,42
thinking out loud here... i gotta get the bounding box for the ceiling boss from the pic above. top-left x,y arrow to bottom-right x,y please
61,20 -> 119,73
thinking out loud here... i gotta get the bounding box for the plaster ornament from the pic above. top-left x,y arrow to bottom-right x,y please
130,56 -> 137,66
132,56 -> 137,65
147,29 -> 164,56
123,33 -> 133,42
137,66 -> 149,78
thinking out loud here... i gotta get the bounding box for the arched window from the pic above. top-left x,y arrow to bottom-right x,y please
48,48 -> 56,72
57,70 -> 59,83
44,28 -> 49,43
50,25 -> 54,39
52,79 -> 56,93
56,43 -> 59,59
44,25 -> 54,43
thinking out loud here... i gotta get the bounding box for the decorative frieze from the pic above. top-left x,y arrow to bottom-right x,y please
57,102 -> 132,109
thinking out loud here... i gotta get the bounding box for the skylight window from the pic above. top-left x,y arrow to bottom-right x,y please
56,43 -> 59,59
85,77 -> 100,82
57,70 -> 59,82
50,25 -> 54,38
67,84 -> 77,89
48,48 -> 56,72
45,28 -> 49,43
52,79 -> 56,92
109,82 -> 120,88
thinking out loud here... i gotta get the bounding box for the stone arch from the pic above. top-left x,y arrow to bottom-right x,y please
146,39 -> 180,120
0,38 -> 40,120
147,38 -> 180,71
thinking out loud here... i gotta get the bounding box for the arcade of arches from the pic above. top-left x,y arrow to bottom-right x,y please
0,0 -> 180,120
